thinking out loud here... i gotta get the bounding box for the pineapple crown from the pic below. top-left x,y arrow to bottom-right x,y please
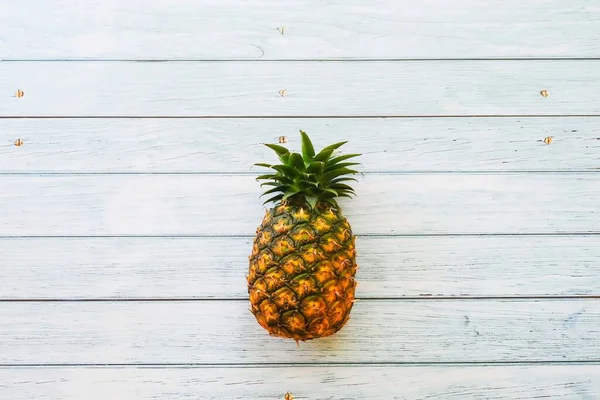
254,130 -> 361,209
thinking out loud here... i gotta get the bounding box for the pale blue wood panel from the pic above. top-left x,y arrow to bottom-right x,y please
0,174 -> 598,236
2,365 -> 599,399
1,118 -> 599,173
2,61 -> 600,116
1,300 -> 599,364
2,236 -> 599,300
1,0 -> 599,59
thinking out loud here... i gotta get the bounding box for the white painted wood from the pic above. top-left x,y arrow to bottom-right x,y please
1,1 -> 597,396
2,365 -> 599,399
0,174 -> 598,236
2,236 -> 599,299
2,118 -> 599,173
2,61 -> 600,116
1,0 -> 599,59
1,300 -> 598,364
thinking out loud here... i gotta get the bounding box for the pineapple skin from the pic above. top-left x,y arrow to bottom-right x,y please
248,202 -> 358,341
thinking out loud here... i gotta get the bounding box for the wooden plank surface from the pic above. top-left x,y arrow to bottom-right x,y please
2,61 -> 600,116
2,0 -> 598,396
2,236 -> 599,300
2,118 -> 599,173
1,0 -> 599,59
1,174 -> 599,236
1,300 -> 599,364
2,365 -> 600,399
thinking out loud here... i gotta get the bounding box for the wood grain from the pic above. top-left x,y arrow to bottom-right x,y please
2,118 -> 599,173
2,0 -> 597,394
1,300 -> 599,364
2,365 -> 599,399
2,236 -> 599,300
1,0 -> 599,59
2,61 -> 600,116
1,174 -> 599,236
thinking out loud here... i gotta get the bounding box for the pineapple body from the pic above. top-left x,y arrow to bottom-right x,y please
248,202 -> 357,341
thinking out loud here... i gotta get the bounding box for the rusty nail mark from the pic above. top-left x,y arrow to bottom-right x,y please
14,139 -> 24,146
15,89 -> 25,98
540,90 -> 549,97
543,136 -> 553,145
284,392 -> 294,400
277,26 -> 286,35
278,136 -> 287,143
278,89 -> 287,97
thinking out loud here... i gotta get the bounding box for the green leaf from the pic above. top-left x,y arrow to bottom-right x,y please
260,186 -> 288,197
288,152 -> 305,171
317,188 -> 344,200
256,174 -> 278,180
264,143 -> 291,164
325,162 -> 361,172
264,143 -> 290,156
327,153 -> 361,166
306,196 -> 318,209
282,189 -> 302,201
313,148 -> 335,162
318,192 -> 336,199
322,168 -> 359,183
256,174 -> 294,184
298,180 -> 318,190
330,183 -> 356,192
271,164 -> 299,178
253,163 -> 272,168
263,194 -> 284,205
300,130 -> 315,160
260,182 -> 281,187
331,177 -> 359,184
321,141 -> 348,152
306,161 -> 324,175
328,199 -> 340,208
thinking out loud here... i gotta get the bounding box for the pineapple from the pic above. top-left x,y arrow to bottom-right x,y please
248,130 -> 361,342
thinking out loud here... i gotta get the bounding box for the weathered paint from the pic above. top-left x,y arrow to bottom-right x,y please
1,174 -> 598,235
1,0 -> 599,59
1,118 -> 598,173
1,235 -> 599,299
1,300 -> 599,364
1,0 -> 599,398
2,365 -> 600,399
2,61 -> 600,116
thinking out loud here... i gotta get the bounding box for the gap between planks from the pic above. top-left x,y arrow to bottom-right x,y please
1,296 -> 600,303
4,57 -> 600,62
3,115 -> 600,119
0,171 -> 599,176
2,361 -> 600,368
2,232 -> 599,239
